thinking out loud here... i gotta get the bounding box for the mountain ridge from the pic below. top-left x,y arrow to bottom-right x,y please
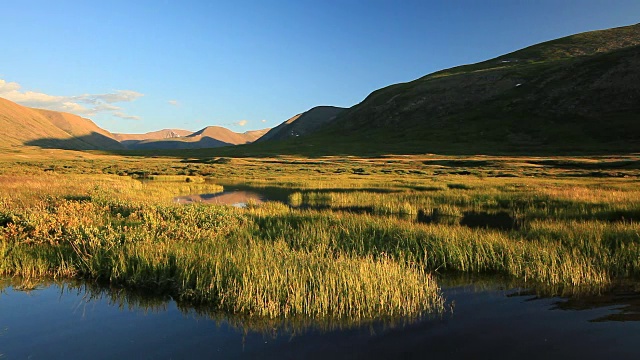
4,23 -> 639,155
0,97 -> 124,150
0,96 -> 270,151
257,106 -> 345,143
121,126 -> 270,150
114,129 -> 194,142
252,23 -> 640,155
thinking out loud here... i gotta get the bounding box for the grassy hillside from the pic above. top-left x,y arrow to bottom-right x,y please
249,23 -> 640,156
0,97 -> 124,150
0,96 -> 266,152
6,23 -> 639,156
257,106 -> 345,142
33,108 -> 123,150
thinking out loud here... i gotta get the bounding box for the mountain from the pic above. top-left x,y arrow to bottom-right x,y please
123,126 -> 270,150
0,97 -> 124,150
190,126 -> 262,144
114,129 -> 194,148
114,129 -> 193,142
255,23 -> 640,155
243,128 -> 271,141
0,95 -> 268,151
257,106 -> 345,142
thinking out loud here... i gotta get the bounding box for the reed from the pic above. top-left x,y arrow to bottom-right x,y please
248,210 -> 616,286
2,157 -> 639,319
0,182 -> 443,318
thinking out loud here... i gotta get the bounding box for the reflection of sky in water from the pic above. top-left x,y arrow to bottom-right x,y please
174,191 -> 267,207
550,288 -> 640,322
1,280 -> 639,359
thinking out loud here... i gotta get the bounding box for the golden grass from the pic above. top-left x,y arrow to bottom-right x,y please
0,175 -> 443,318
1,153 -> 639,320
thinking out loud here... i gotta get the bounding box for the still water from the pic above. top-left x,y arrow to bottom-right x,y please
173,183 -> 292,207
1,279 -> 638,359
172,184 -> 528,229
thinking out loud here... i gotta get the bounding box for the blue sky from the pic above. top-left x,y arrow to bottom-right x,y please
1,0 -> 638,134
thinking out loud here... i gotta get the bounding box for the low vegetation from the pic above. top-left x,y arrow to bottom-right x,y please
1,152 -> 639,321
0,173 -> 443,319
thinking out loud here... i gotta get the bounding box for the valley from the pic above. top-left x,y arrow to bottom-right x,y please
1,19 -> 639,360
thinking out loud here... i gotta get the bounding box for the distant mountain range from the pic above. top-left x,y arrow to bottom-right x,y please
113,129 -> 194,143
3,23 -> 639,155
114,127 -> 269,150
0,97 -> 270,151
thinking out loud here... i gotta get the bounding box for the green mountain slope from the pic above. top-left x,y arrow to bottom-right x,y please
257,106 -> 345,143
256,23 -> 640,155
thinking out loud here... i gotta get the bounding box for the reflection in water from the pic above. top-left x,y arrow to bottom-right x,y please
173,191 -> 267,207
1,277 -> 640,359
173,183 -> 294,207
172,184 -> 523,230
0,278 -> 428,337
550,284 -> 640,322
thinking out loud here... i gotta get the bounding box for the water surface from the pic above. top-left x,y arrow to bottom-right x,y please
173,183 -> 292,207
172,184 -> 524,229
1,279 -> 639,359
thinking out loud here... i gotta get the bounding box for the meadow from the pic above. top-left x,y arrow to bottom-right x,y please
1,150 -> 639,321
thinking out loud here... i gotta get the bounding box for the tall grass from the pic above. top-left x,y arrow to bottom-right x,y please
0,179 -> 444,318
249,210 -> 619,286
2,167 -> 640,319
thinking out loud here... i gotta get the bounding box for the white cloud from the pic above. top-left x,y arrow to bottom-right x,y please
0,79 -> 143,120
168,100 -> 179,106
93,103 -> 122,112
0,80 -> 21,92
60,102 -> 91,113
261,119 -> 267,123
113,112 -> 141,121
69,90 -> 143,105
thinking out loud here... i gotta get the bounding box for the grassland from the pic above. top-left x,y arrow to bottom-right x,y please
1,149 -> 639,321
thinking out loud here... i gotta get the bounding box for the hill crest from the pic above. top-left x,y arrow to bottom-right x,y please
257,106 -> 345,143
114,129 -> 193,142
246,23 -> 640,155
0,97 -> 123,150
122,125 -> 271,150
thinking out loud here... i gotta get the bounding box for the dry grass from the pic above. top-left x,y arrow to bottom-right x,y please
1,153 -> 639,319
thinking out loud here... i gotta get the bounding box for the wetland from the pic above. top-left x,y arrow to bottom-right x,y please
1,153 -> 640,357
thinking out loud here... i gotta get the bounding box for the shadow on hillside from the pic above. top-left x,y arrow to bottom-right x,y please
121,137 -> 233,150
24,133 -> 234,151
24,132 -> 124,151
23,132 -> 640,162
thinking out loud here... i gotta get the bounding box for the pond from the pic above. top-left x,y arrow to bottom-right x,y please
171,183 -> 523,230
173,183 -> 292,207
2,279 -> 639,359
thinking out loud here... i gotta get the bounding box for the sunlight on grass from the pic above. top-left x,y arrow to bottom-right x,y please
1,155 -> 639,320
